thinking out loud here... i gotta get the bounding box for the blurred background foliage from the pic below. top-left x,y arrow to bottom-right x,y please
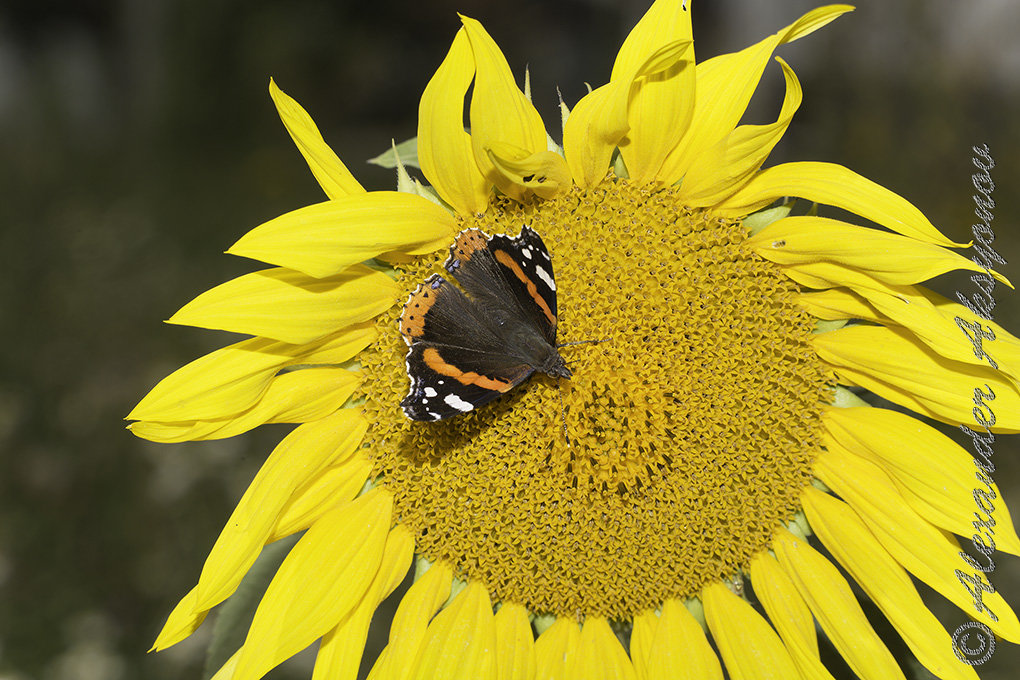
2,0 -> 1019,678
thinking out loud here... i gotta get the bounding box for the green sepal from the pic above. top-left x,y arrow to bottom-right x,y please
368,137 -> 420,169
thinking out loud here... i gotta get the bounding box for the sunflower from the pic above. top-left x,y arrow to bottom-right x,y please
130,2 -> 1020,679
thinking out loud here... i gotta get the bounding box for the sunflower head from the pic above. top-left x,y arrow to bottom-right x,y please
130,3 -> 1020,679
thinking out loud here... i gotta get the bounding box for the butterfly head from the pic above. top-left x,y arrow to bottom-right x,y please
539,350 -> 572,380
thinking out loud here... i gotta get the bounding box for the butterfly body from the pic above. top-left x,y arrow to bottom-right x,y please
399,226 -> 566,421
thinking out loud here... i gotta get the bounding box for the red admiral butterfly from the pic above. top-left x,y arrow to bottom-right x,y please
399,226 -> 570,421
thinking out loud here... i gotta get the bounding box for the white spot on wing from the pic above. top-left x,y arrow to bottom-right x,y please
522,247 -> 532,259
424,387 -> 437,397
535,265 -> 556,291
444,393 -> 474,412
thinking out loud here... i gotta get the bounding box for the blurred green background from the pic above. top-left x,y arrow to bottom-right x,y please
3,0 -> 1019,678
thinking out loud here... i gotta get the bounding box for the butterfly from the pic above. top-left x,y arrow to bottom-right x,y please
398,226 -> 569,421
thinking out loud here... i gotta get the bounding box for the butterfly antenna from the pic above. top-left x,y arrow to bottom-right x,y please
557,337 -> 611,349
558,378 -> 569,447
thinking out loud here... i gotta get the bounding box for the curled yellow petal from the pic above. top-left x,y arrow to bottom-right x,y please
127,324 -> 375,424
802,488 -> 980,680
813,447 -> 1020,641
487,144 -> 571,200
563,38 -> 691,188
168,265 -> 399,345
812,324 -> 1020,433
611,0 -> 695,182
130,367 -> 362,442
799,282 -> 1020,385
461,15 -> 548,202
702,582 -> 801,680
228,192 -> 458,278
772,528 -> 907,680
679,57 -> 801,206
233,488 -> 393,680
269,78 -> 364,199
822,406 -> 1020,555
662,5 -> 852,183
719,161 -> 964,247
418,28 -> 490,215
749,216 -> 1008,287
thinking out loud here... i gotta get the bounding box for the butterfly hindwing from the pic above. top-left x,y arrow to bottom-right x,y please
401,343 -> 534,420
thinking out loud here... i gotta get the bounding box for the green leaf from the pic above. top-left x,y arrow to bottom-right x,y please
368,137 -> 420,169
202,534 -> 301,680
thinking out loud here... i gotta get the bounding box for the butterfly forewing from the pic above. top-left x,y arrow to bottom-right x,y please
399,227 -> 564,421
445,227 -> 559,347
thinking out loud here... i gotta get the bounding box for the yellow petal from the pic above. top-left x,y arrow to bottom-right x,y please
813,447 -> 1020,641
718,161 -> 963,247
312,525 -> 414,680
701,582 -> 801,680
748,216 -> 1007,287
228,193 -> 457,278
564,39 -> 692,188
610,0 -> 695,182
534,618 -> 580,680
679,58 -> 800,206
269,79 -> 365,199
661,5 -> 852,183
410,580 -> 498,680
772,528 -> 907,680
812,324 -> 1020,433
494,603 -> 535,680
127,324 -> 375,423
571,617 -> 635,680
461,15 -> 548,202
915,287 -> 1020,384
151,585 -> 208,651
418,28 -> 490,215
823,406 -> 1020,555
128,337 -> 293,423
802,488 -> 980,680
168,265 -> 399,344
130,367 -> 361,443
748,553 -> 835,680
799,282 -> 1020,384
562,83 -> 623,189
797,287 -> 876,322
643,600 -> 723,680
191,410 -> 367,611
629,611 -> 657,680
487,144 -> 571,201
208,648 -> 241,680
371,562 -> 454,680
233,488 -> 392,680
270,456 -> 374,541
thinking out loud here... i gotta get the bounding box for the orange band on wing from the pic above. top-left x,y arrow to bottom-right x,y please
422,347 -> 514,392
493,249 -> 557,327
